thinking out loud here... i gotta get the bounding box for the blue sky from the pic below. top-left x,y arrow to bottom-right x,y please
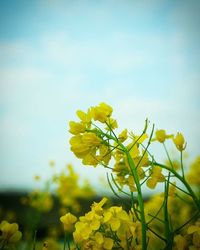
0,0 -> 200,192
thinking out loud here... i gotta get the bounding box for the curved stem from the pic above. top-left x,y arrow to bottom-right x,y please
154,162 -> 200,209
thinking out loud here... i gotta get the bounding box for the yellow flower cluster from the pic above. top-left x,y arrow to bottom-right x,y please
69,103 -> 115,166
146,166 -> 165,189
3,102 -> 197,250
186,156 -> 200,186
53,164 -> 95,212
60,197 -> 143,250
153,129 -> 186,152
26,190 -> 53,213
0,220 -> 22,247
173,219 -> 200,250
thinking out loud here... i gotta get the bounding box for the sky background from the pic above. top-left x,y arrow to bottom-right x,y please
0,0 -> 200,193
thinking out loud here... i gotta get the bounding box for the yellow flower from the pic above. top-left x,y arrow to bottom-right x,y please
0,220 -> 22,244
99,144 -> 111,165
118,129 -> 128,142
105,117 -> 118,130
188,225 -> 200,234
76,109 -> 92,126
174,234 -> 188,250
146,166 -> 165,189
34,175 -> 41,181
91,197 -> 108,214
60,213 -> 77,232
187,221 -> 200,248
103,237 -> 114,250
49,160 -> 55,167
94,232 -> 104,244
154,129 -> 173,143
132,133 -> 148,144
82,132 -> 101,146
91,102 -> 113,123
70,131 -> 108,166
186,156 -> 200,186
173,132 -> 186,151
69,135 -> 90,158
103,206 -> 129,232
28,190 -> 53,213
69,121 -> 85,135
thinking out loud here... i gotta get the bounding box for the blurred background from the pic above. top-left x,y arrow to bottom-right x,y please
0,0 -> 200,193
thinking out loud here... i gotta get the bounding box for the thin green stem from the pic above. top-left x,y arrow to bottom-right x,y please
163,173 -> 173,250
168,181 -> 191,196
147,202 -> 164,225
32,230 -> 37,250
130,191 -> 140,220
153,162 -> 200,209
163,142 -> 174,169
125,151 -> 147,250
0,239 -> 7,250
63,232 -> 67,250
147,226 -> 166,242
106,174 -> 131,207
174,210 -> 200,233
147,213 -> 165,224
180,151 -> 185,179
136,124 -> 154,170
111,174 -> 131,196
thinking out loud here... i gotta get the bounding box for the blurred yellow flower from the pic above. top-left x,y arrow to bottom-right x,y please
0,220 -> 22,244
60,213 -> 77,232
186,156 -> 200,186
153,129 -> 173,143
146,166 -> 165,189
118,129 -> 128,142
173,132 -> 186,151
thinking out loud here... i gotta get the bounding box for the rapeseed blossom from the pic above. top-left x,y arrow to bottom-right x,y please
153,129 -> 173,143
91,102 -> 113,123
68,103 -> 200,250
4,102 -> 199,250
60,213 -> 77,232
0,220 -> 22,247
146,166 -> 165,189
173,132 -> 186,151
71,197 -> 144,249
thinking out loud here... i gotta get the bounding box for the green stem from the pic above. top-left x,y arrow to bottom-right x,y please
147,226 -> 166,242
180,151 -> 185,179
163,143 -> 174,169
163,173 -> 173,250
63,232 -> 67,250
168,181 -> 191,196
130,191 -> 140,220
125,151 -> 147,250
147,202 -> 164,225
154,162 -> 200,210
32,230 -> 37,250
0,239 -> 7,250
162,143 -> 173,249
95,127 -> 147,249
